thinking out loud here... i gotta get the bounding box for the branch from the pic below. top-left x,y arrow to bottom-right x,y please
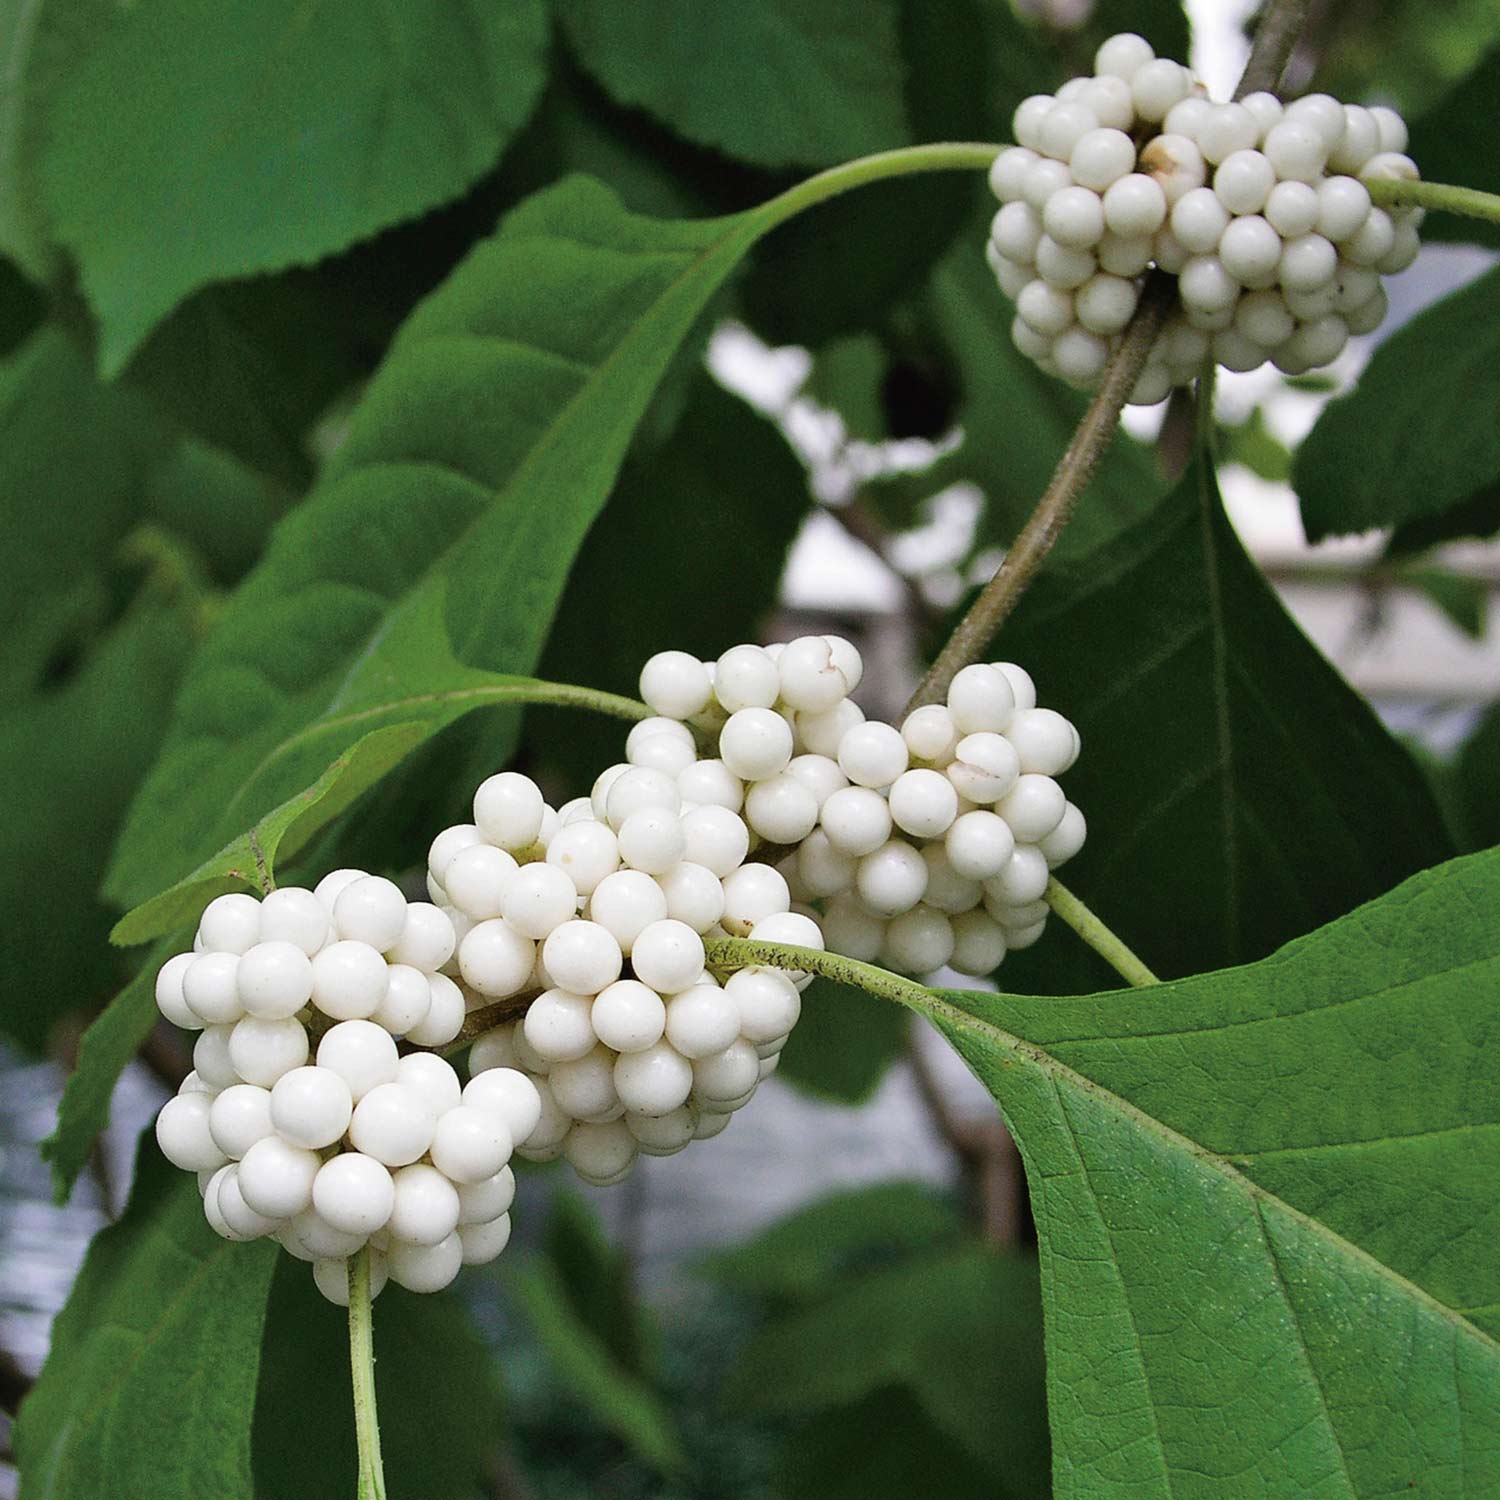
905,0 -> 1317,713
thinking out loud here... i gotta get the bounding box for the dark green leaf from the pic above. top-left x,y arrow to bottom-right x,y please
1222,402 -> 1292,483
805,335 -> 889,442
15,1146 -> 277,1498
543,1191 -> 652,1376
729,1246 -> 1049,1490
509,1259 -> 686,1475
872,239 -> 1166,556
1295,267 -> 1500,541
1399,563 -> 1487,637
776,1386 -> 1000,1500
0,327 -> 174,700
37,0 -> 549,371
254,1257 -> 504,1500
0,598 -> 195,1052
776,978 -> 910,1103
538,373 -> 810,791
699,1180 -> 964,1301
41,937 -> 182,1201
998,444 -> 1451,993
1407,47 -> 1500,249
1390,484 -> 1500,552
741,0 -> 1009,346
105,176 -> 834,913
556,0 -> 909,169
1456,701 -> 1500,852
912,846 -> 1500,1497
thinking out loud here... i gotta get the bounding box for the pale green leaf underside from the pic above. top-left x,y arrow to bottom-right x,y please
918,850 -> 1500,1496
38,0 -> 548,372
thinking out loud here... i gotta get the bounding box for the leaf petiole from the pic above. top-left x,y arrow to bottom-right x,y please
348,1245 -> 387,1500
1366,176 -> 1500,227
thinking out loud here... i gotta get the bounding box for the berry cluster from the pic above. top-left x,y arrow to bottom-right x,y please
636,640 -> 1085,978
153,879 -> 539,1300
427,766 -> 819,1188
985,31 -> 1422,400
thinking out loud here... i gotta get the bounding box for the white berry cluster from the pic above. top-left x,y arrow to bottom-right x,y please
427,763 -> 818,1189
152,877 -> 541,1301
985,30 -> 1422,400
635,640 -> 1086,979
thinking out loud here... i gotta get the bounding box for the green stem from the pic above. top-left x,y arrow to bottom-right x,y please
1366,177 -> 1500,227
759,142 -> 1001,231
705,937 -> 933,1009
349,1246 -> 387,1500
1043,879 -> 1158,988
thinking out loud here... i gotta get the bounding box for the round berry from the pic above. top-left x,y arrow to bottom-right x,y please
950,910 -> 1009,975
820,785 -> 893,857
714,644 -> 781,712
522,988 -> 598,1062
614,1042 -> 694,1116
677,757 -> 744,812
855,839 -> 928,918
155,952 -> 201,1030
1069,128 -> 1136,192
618,806 -> 686,875
627,1107 -> 697,1156
474,772 -> 545,853
1007,708 -> 1079,774
665,984 -> 741,1058
901,704 -> 958,764
588,869 -> 670,952
947,664 -> 1016,734
193,1024 -> 239,1089
542,919 -> 622,995
288,1205 -> 365,1260
1022,155 -> 1073,211
156,1093 -> 228,1172
198,892 -> 262,955
946,811 -> 1017,882
563,1120 -> 638,1184
820,894 -> 886,962
745,773 -> 821,844
444,845 -> 518,920
1094,31 -> 1153,79
592,979 -> 668,1053
1264,120 -> 1326,183
464,1068 -> 543,1146
777,635 -> 850,711
639,651 -> 712,719
388,902 -> 457,972
888,769 -> 960,839
1131,59 -> 1191,123
1042,185 -> 1106,250
388,1233 -> 463,1294
720,864 -> 791,936
725,969 -> 800,1045
658,861 -> 727,933
236,940 -> 314,1020
460,919 -> 536,998
314,1253 -> 389,1306
350,1082 -> 436,1167
1101,173 -> 1166,239
627,717 -> 698,776
388,1164 -> 461,1247
692,1038 -> 760,1105
237,1134 -> 319,1218
1038,802 -> 1088,866
989,144 -> 1037,202
265,1066 -> 349,1150
332,876 -> 407,951
459,1215 -> 513,1265
549,1046 -> 622,1121
546,820 -> 621,897
431,1105 -> 512,1184
947,731 -> 1021,804
605,766 -> 680,828
257,887 -> 330,957
884,906 -> 956,975
1214,149 -> 1275,216
720,707 -> 794,780
183,952 -> 244,1025
457,1165 -> 515,1225
1279,232 -> 1337,292
313,1153 -> 395,1235
1034,235 -> 1096,290
1139,133 -> 1206,205
405,972 -> 465,1047
216,1166 -> 282,1241
1238,90 -> 1284,134
996,774 -> 1068,842
631,920 -> 705,993
316,1019 -> 399,1101
228,1015 -> 308,1088
1316,175 -> 1372,242
370,964 -> 433,1036
984,844 -> 1052,907
311,940 -> 389,1021
1171,187 -> 1230,254
1038,101 -> 1099,162
1235,288 -> 1295,348
1218,216 -> 1283,288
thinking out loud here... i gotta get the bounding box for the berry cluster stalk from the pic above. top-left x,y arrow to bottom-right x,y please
349,1244 -> 387,1500
905,0 -> 1316,714
1366,177 -> 1500,226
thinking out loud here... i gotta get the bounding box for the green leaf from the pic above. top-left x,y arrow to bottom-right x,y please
728,1246 -> 1049,1490
556,0 -> 909,169
0,598 -> 196,1052
510,1258 -> 686,1476
36,0 -> 549,373
776,977 -> 911,1102
543,1191 -> 652,1376
776,1387 -> 1001,1500
1295,267 -> 1500,541
0,327 -> 174,700
40,937 -> 182,1201
741,0 -> 1008,347
537,373 -> 810,791
1407,47 -> 1500,249
997,445 -> 1451,993
805,334 -> 889,442
15,1146 -> 277,1498
111,721 -> 432,945
254,1257 -> 504,1499
105,174 -> 867,913
871,238 -> 1166,557
1399,563 -> 1488,637
905,846 -> 1500,1496
698,1181 -> 964,1302
1456,701 -> 1500,852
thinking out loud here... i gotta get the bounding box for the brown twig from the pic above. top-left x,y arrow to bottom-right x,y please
903,0 -> 1316,714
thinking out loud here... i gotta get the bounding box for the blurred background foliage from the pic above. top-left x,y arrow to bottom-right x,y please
2,0 -> 1498,1494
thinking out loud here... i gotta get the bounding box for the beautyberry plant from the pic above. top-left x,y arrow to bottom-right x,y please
6,2 -> 1499,1498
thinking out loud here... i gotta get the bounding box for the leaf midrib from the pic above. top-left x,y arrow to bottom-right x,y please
920,988 -> 1500,1364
